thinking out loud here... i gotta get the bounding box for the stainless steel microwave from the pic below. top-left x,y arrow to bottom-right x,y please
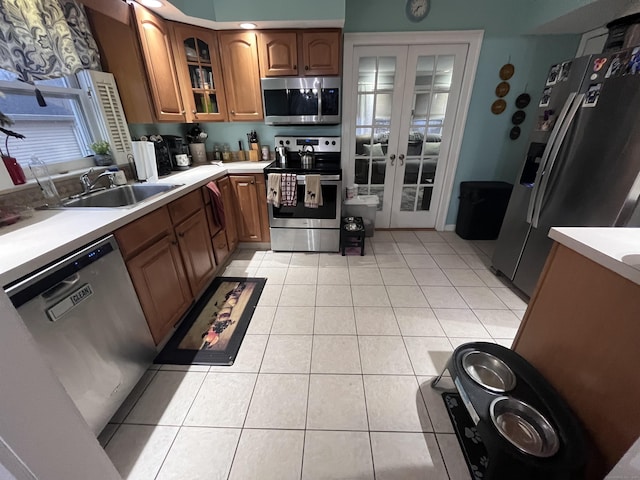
261,77 -> 341,125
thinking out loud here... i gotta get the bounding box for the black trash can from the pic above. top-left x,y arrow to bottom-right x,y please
456,181 -> 513,240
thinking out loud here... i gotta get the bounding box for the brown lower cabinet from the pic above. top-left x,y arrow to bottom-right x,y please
114,176 -> 264,344
115,190 -> 218,344
217,176 -> 239,251
229,174 -> 270,243
513,242 -> 640,479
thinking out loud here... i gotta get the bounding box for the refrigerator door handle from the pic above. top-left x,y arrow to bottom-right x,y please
526,92 -> 577,224
532,93 -> 585,228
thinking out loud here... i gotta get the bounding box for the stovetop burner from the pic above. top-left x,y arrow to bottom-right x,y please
265,135 -> 342,176
264,157 -> 342,176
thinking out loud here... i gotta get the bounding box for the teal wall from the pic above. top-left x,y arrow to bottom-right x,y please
129,123 -> 341,152
171,0 -> 345,22
344,0 -> 580,224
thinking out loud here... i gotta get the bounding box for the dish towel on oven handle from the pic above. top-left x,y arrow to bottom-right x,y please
205,181 -> 226,229
267,173 -> 282,208
304,174 -> 323,208
280,173 -> 298,207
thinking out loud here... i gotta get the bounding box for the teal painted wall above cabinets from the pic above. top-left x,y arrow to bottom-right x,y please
170,0 -> 345,22
344,0 -> 596,35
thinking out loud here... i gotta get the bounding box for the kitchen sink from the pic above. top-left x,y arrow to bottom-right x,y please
61,184 -> 183,208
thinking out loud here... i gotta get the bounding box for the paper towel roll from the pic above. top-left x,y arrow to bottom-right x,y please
131,141 -> 158,183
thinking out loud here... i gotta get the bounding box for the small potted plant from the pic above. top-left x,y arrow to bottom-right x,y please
90,140 -> 114,166
0,110 -> 26,185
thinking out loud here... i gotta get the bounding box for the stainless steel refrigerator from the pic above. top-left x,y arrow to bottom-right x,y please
492,47 -> 640,297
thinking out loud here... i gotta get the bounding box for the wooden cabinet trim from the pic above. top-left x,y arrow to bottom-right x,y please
217,176 -> 239,251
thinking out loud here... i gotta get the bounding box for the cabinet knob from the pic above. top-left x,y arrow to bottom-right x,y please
181,110 -> 186,115
192,109 -> 197,115
231,110 -> 235,115
293,64 -> 297,70
178,232 -> 185,237
304,65 -> 309,70
171,240 -> 177,245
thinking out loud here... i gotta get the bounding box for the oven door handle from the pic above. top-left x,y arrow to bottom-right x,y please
295,175 -> 341,182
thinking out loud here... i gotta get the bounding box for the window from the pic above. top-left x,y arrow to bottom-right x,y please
0,68 -> 103,176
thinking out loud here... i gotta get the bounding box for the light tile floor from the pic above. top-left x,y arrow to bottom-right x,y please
100,230 -> 526,480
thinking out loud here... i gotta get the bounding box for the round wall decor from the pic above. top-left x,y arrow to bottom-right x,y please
515,93 -> 531,108
512,110 -> 526,125
491,99 -> 507,115
499,63 -> 515,80
495,81 -> 510,97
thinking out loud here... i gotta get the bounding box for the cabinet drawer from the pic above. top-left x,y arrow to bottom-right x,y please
212,228 -> 229,265
115,206 -> 173,259
168,189 -> 203,225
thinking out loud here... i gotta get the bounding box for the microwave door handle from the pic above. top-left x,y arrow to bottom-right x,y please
526,92 -> 577,224
532,93 -> 584,228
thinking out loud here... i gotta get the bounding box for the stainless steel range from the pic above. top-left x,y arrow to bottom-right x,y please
265,136 -> 342,252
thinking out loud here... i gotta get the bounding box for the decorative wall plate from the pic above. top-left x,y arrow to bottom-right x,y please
515,93 -> 531,108
491,99 -> 507,114
499,63 -> 515,80
512,110 -> 526,125
495,81 -> 510,97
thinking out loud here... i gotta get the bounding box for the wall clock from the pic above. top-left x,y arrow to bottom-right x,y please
406,0 -> 430,22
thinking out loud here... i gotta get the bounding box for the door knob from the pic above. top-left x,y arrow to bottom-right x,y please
399,154 -> 405,166
389,154 -> 396,166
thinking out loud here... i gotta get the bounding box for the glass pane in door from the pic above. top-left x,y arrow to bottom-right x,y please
354,56 -> 397,211
399,54 -> 455,213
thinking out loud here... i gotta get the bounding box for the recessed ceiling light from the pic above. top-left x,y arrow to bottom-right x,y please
240,23 -> 257,29
139,0 -> 163,8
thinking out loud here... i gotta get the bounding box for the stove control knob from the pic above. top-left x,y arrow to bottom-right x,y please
285,140 -> 290,145
279,140 -> 284,145
325,141 -> 329,145
332,141 -> 336,145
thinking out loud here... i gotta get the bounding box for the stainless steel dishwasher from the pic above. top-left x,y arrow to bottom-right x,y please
6,235 -> 155,435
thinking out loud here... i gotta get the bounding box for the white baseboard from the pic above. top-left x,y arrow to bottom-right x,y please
443,224 -> 456,231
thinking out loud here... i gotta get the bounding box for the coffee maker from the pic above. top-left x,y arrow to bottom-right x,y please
149,137 -> 172,176
164,135 -> 191,171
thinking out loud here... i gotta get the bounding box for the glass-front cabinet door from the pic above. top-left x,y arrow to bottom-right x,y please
348,43 -> 468,229
171,24 -> 228,122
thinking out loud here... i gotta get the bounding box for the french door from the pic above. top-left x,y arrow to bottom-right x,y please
347,43 -> 468,228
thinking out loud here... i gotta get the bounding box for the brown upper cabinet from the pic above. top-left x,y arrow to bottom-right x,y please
218,31 -> 264,121
258,29 -> 341,77
132,2 -> 186,122
171,23 -> 228,122
85,5 -> 155,123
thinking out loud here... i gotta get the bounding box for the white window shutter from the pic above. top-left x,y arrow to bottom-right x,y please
77,70 -> 132,165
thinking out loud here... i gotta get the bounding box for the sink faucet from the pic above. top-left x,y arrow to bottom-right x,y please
80,169 -> 116,194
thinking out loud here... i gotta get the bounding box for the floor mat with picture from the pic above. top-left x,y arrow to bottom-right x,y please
154,277 -> 265,366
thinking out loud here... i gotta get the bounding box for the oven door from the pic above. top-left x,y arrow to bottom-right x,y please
268,177 -> 341,228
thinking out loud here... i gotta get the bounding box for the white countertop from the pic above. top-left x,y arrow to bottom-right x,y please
0,162 -> 269,287
549,227 -> 640,286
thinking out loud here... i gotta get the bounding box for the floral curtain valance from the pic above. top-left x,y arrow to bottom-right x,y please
0,0 -> 100,84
